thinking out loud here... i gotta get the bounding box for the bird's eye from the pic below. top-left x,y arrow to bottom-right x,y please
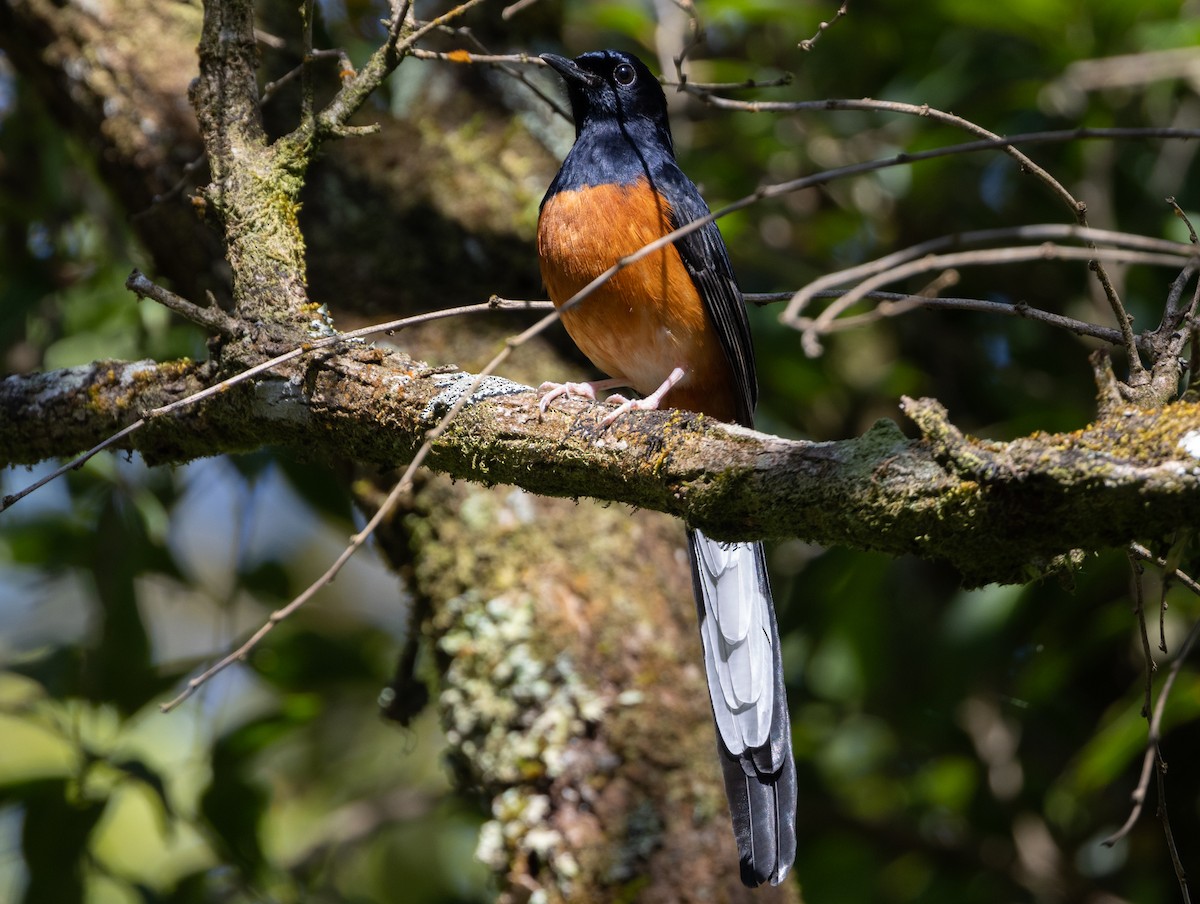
613,63 -> 636,86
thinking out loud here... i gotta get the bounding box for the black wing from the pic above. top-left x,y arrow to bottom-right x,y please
655,162 -> 757,427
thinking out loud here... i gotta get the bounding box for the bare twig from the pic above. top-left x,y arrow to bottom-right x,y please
663,74 -> 794,92
1090,258 -> 1146,379
1104,543 -> 1200,850
1129,551 -> 1156,719
125,269 -> 242,337
300,0 -> 315,123
786,223 -> 1193,319
1155,750 -> 1193,904
132,153 -> 208,217
500,0 -> 540,19
412,35 -> 570,120
684,92 -> 1200,354
799,2 -> 848,52
262,48 -> 354,107
798,244 -> 1193,357
1168,197 -> 1199,246
410,48 -> 543,66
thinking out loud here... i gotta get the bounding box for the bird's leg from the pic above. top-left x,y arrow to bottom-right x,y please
538,377 -> 631,414
597,366 -> 685,427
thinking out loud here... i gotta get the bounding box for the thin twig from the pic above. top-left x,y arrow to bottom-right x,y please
1105,543 -> 1200,848
1090,258 -> 1145,377
799,244 -> 1193,357
786,223 -> 1194,320
687,92 -> 1196,358
125,269 -> 242,337
410,48 -> 543,66
1155,749 -> 1193,904
412,34 -> 570,120
500,0 -> 540,19
799,2 -> 848,52
1129,551 -> 1156,719
1169,196 -> 1200,246
1158,263 -> 1200,338
663,75 -> 794,92
262,48 -> 352,106
300,0 -> 315,123
132,153 -> 208,218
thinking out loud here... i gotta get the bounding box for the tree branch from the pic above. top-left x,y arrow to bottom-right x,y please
5,348 -> 1200,585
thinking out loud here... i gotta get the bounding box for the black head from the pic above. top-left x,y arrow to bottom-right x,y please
541,50 -> 673,151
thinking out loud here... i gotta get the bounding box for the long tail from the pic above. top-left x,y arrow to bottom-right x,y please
688,528 -> 797,887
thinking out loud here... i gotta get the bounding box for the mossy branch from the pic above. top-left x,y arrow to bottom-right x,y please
5,348 -> 1200,585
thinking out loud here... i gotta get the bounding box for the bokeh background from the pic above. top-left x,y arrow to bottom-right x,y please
2,0 -> 1199,901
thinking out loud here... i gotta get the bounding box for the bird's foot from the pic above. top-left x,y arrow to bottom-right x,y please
538,377 -> 628,414
596,367 -> 685,427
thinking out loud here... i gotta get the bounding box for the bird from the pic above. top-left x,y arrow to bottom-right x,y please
536,49 -> 797,887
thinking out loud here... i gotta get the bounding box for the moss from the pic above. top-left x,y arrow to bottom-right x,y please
435,585 -> 605,895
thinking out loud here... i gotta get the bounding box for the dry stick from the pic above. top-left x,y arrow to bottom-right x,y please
414,31 -> 571,121
1160,567 -> 1170,654
787,223 -> 1193,320
1157,202 -> 1200,370
800,245 -> 1193,357
500,0 -> 540,19
802,291 -> 1132,347
131,154 -> 208,218
671,75 -> 795,92
300,0 -> 316,123
263,49 -> 353,107
311,0 -> 494,140
1105,543 -> 1200,849
1129,551 -> 1157,719
1156,753 -> 1193,904
393,0 -> 487,58
1091,258 -> 1146,380
1169,196 -> 1200,246
411,47 -> 543,65
126,269 -> 241,336
798,1 -> 848,52
404,47 -> 796,93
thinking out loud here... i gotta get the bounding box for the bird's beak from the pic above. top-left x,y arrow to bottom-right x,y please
541,53 -> 600,88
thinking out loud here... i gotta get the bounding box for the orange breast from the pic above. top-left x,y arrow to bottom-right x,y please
537,180 -> 738,422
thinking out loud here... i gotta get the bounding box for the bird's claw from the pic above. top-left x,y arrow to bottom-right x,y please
538,380 -> 598,414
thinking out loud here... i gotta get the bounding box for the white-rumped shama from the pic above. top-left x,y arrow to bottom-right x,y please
537,49 -> 797,887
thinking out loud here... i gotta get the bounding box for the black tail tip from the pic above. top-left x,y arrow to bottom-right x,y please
740,858 -> 791,888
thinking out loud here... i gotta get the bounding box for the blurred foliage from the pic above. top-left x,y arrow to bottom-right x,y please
3,0 -> 1200,902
